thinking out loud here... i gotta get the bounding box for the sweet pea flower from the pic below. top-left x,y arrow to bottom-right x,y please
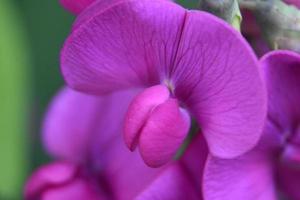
203,50 -> 300,200
25,87 -> 207,200
61,0 -> 266,167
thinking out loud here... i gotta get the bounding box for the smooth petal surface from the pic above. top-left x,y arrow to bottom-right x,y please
139,98 -> 191,167
43,87 -> 138,165
174,11 -> 266,158
124,85 -> 170,151
25,162 -> 76,200
203,127 -> 280,200
60,0 -> 95,14
277,162 -> 300,200
260,50 -> 300,134
61,0 -> 186,94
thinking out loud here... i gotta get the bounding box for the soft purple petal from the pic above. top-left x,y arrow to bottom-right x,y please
174,11 -> 266,158
277,162 -> 300,200
24,162 -> 105,200
260,50 -> 300,135
61,0 -> 186,94
203,126 -> 281,200
24,162 -> 76,200
136,165 -> 199,200
59,0 -> 95,14
43,87 -> 138,165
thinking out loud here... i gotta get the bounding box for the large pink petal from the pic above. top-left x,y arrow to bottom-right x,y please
43,87 -> 138,164
61,0 -> 186,94
173,11 -> 266,158
260,50 -> 300,136
59,0 -> 95,14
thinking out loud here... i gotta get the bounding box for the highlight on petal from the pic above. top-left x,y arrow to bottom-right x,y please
173,11 -> 267,158
61,0 -> 186,94
43,88 -> 100,163
260,50 -> 300,133
43,87 -> 138,164
59,0 -> 95,15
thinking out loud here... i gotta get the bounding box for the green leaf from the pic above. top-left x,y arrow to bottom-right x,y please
0,1 -> 31,199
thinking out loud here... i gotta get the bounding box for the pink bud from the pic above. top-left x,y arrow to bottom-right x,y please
124,85 -> 191,167
24,162 -> 104,200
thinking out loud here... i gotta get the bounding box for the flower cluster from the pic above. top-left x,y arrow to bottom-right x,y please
25,0 -> 300,199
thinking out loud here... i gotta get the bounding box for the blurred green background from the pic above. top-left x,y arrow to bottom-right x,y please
0,0 -> 195,199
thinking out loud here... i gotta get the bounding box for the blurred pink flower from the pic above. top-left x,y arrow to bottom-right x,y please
25,88 -> 207,200
203,50 -> 300,200
59,0 -> 95,14
60,0 -> 266,166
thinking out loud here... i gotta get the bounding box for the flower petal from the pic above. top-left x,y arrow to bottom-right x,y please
24,162 -> 104,200
24,162 -> 76,200
59,0 -> 95,14
260,50 -> 300,134
203,153 -> 276,200
277,162 -> 300,200
139,98 -> 191,167
203,126 -> 281,200
61,0 -> 186,94
43,87 -> 138,164
124,85 -> 170,151
173,11 -> 267,158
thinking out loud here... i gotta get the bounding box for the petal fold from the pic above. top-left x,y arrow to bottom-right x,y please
124,85 -> 170,151
139,98 -> 191,167
174,11 -> 267,158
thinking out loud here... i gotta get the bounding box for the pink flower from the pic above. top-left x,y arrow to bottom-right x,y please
203,50 -> 300,200
25,88 -> 207,200
60,0 -> 266,166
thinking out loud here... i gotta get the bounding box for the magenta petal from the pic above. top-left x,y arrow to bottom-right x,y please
124,85 -> 170,150
139,98 -> 190,167
203,153 -> 276,200
24,162 -> 76,200
61,0 -> 186,94
277,163 -> 300,200
260,50 -> 300,133
43,88 -> 100,162
174,11 -> 267,158
24,162 -> 103,200
59,0 -> 95,14
136,165 -> 199,200
43,87 -> 138,164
